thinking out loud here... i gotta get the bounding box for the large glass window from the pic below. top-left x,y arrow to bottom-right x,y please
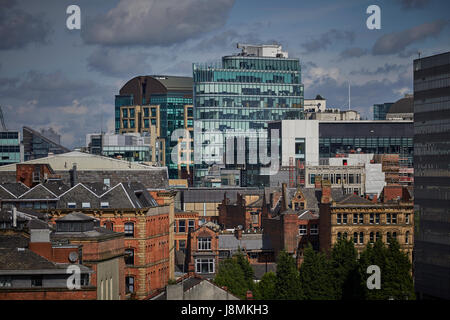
198,237 -> 211,250
195,258 -> 215,274
124,222 -> 134,237
178,220 -> 186,233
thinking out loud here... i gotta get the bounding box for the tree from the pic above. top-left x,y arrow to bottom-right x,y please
358,239 -> 415,300
214,257 -> 248,299
254,272 -> 277,300
330,238 -> 359,299
275,250 -> 302,300
234,250 -> 255,291
298,245 -> 336,299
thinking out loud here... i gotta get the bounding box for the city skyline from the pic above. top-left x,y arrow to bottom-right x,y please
0,0 -> 449,148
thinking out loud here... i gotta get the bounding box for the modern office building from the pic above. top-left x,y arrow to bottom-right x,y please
22,126 -> 70,161
0,131 -> 22,166
413,52 -> 450,299
373,102 -> 393,120
115,76 -> 193,180
86,132 -> 155,163
264,120 -> 413,188
193,44 -> 304,185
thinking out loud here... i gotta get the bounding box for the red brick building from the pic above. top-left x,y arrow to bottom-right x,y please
187,223 -> 220,278
218,193 -> 264,230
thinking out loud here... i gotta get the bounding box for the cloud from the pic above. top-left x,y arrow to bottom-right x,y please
372,19 -> 449,55
349,63 -> 408,76
0,0 -> 52,50
338,47 -> 368,60
396,0 -> 432,10
87,47 -> 153,78
301,29 -> 355,54
82,0 -> 235,47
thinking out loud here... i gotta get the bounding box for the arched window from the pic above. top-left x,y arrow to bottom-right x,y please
376,232 -> 381,242
370,232 -> 374,243
125,276 -> 134,294
343,232 -> 348,239
124,248 -> 134,265
124,222 -> 134,237
359,232 -> 364,244
353,232 -> 358,244
405,231 -> 410,244
337,232 -> 342,240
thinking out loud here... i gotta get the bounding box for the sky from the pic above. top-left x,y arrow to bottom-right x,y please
1,0 -> 449,148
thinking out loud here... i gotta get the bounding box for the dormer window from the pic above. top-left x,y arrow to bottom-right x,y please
101,202 -> 109,208
82,202 -> 91,208
68,202 -> 76,209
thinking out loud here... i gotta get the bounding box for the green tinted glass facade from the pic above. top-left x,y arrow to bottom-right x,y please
373,102 -> 393,120
115,95 -> 134,133
0,131 -> 21,165
193,54 -> 304,184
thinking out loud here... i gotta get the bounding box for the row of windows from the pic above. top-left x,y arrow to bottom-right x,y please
195,83 -> 303,96
298,224 -> 319,235
308,173 -> 362,185
174,219 -> 195,233
336,213 -> 410,225
195,96 -> 303,109
196,107 -> 303,122
195,70 -> 300,84
337,231 -> 411,244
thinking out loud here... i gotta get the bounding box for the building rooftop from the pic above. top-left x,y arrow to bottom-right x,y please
387,95 -> 413,114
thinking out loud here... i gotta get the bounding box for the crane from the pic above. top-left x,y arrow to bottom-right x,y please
0,106 -> 6,131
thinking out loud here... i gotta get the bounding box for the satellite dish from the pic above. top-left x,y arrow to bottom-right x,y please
69,251 -> 79,263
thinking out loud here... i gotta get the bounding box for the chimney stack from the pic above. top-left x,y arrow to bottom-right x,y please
321,180 -> 332,204
69,163 -> 78,187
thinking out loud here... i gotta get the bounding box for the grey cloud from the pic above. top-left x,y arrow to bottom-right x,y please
338,47 -> 368,60
349,63 -> 408,76
0,0 -> 52,50
372,19 -> 448,55
87,47 -> 153,78
82,0 -> 235,47
396,0 -> 432,9
301,29 -> 355,54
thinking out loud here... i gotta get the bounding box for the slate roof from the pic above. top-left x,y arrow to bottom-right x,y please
19,184 -> 58,200
298,210 -> 319,220
336,193 -> 374,205
0,183 -> 29,198
56,211 -> 94,222
219,233 -> 270,251
0,234 -> 29,249
0,248 -> 57,270
42,181 -> 71,196
181,188 -> 263,203
0,208 -> 28,223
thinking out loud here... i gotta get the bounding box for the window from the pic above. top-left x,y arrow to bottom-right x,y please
68,202 -> 76,209
125,249 -> 134,265
405,231 -> 410,244
337,232 -> 342,240
376,232 -> 380,242
387,232 -> 391,243
124,222 -> 134,237
179,240 -> 186,253
195,258 -> 215,274
125,276 -> 134,294
337,214 -> 342,224
392,232 -> 397,241
82,202 -> 91,208
343,232 -> 348,239
392,214 -> 397,224
178,220 -> 186,233
405,214 -> 410,224
188,220 -> 195,232
31,276 -> 43,287
343,214 -> 348,224
359,213 -> 364,224
359,232 -> 364,244
173,220 -> 177,232
101,202 -> 109,208
103,221 -> 114,231
299,225 -> 307,235
198,237 -> 211,250
370,232 -> 374,243
353,232 -> 358,244
310,224 -> 318,235
353,214 -> 358,224
386,213 -> 391,224
375,213 -> 380,224
0,276 -> 12,287
369,213 -> 374,224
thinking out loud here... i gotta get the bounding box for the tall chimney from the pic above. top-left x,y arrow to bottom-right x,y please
321,180 -> 332,204
70,163 -> 78,187
281,183 -> 289,212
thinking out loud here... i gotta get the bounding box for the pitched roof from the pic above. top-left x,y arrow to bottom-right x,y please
0,248 -> 57,270
218,233 -> 270,251
0,183 -> 29,198
0,234 -> 29,249
336,193 -> 373,205
19,184 -> 58,199
56,212 -> 95,222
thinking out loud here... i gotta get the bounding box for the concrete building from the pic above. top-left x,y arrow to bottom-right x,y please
413,51 -> 450,299
152,276 -> 239,300
304,95 -> 326,112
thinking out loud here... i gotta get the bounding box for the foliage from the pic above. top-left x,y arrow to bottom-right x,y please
330,238 -> 359,299
275,250 -> 302,300
298,244 -> 336,300
254,272 -> 277,300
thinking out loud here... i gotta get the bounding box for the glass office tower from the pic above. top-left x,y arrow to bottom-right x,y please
373,102 -> 393,120
193,44 -> 304,185
413,52 -> 450,299
115,76 -> 193,180
0,131 -> 22,165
